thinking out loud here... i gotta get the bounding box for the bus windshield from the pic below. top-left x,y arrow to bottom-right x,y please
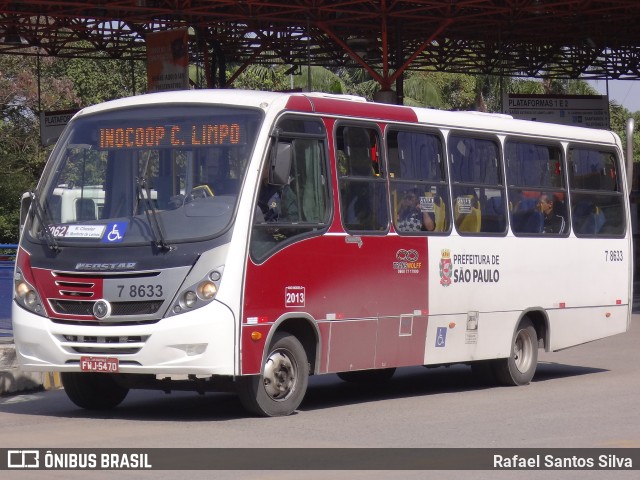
30,104 -> 263,246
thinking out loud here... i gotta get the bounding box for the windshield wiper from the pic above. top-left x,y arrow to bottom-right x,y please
29,191 -> 60,252
135,177 -> 171,251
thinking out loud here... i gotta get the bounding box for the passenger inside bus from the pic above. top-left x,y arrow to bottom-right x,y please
396,189 -> 435,232
538,192 -> 566,234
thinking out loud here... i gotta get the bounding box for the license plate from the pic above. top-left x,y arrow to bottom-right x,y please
79,356 -> 119,373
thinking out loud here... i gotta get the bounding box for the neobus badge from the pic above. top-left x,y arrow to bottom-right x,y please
75,262 -> 137,271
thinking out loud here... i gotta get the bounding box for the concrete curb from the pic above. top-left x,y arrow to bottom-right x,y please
0,344 -> 61,396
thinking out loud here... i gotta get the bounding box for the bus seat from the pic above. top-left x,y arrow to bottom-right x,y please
423,193 -> 446,232
573,202 -> 605,234
343,128 -> 373,177
481,196 -> 506,232
512,198 -> 543,234
454,195 -> 481,232
75,198 -> 97,221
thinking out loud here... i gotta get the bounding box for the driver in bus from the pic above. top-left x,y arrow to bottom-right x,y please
256,167 -> 298,222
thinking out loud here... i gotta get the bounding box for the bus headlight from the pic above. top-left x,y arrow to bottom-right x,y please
14,268 -> 45,315
170,268 -> 223,316
183,291 -> 198,308
197,281 -> 217,300
24,290 -> 38,308
15,280 -> 30,298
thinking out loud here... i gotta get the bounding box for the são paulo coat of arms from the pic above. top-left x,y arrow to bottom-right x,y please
439,249 -> 452,286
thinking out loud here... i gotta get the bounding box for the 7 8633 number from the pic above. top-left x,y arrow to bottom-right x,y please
604,250 -> 624,262
117,284 -> 163,298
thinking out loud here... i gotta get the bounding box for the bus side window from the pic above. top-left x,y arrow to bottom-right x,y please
387,129 -> 449,234
568,148 -> 624,236
506,140 -> 567,236
250,117 -> 330,260
338,126 -> 388,233
449,134 -> 505,235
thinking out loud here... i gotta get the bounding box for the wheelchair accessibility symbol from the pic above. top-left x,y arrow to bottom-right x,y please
103,222 -> 127,243
435,326 -> 447,347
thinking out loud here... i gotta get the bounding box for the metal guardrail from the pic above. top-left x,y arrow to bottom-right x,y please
0,244 -> 16,339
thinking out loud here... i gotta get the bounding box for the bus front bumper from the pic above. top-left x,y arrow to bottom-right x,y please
11,301 -> 238,376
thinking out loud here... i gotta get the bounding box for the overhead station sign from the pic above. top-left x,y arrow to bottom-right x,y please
40,109 -> 79,147
146,28 -> 189,92
503,94 -> 610,129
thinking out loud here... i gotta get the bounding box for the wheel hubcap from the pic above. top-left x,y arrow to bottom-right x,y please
513,329 -> 533,374
263,349 -> 297,401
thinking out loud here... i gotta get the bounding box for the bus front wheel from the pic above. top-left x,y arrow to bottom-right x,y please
492,317 -> 538,386
61,372 -> 129,410
236,332 -> 309,417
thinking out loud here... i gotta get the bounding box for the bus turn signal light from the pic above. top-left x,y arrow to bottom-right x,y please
250,331 -> 262,341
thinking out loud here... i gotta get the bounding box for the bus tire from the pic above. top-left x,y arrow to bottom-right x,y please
492,317 -> 538,386
61,372 -> 129,410
336,368 -> 396,383
236,332 -> 309,417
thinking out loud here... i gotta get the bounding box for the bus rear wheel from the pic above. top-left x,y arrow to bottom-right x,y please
236,332 -> 309,417
61,372 -> 129,410
492,317 -> 538,386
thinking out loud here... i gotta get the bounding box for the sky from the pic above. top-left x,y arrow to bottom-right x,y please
587,79 -> 640,112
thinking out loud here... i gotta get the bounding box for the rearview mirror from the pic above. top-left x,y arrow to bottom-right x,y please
269,142 -> 292,186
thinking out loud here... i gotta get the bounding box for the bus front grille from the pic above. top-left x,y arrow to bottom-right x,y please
58,334 -> 149,355
49,299 -> 163,317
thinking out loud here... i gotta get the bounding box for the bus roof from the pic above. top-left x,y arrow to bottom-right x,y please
74,89 -> 619,147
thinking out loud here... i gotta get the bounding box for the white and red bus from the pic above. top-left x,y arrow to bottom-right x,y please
13,90 -> 633,416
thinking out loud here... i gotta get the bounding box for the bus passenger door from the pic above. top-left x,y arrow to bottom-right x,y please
242,121 -> 430,375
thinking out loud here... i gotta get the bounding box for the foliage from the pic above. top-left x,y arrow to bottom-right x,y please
61,54 -> 147,106
231,64 -> 291,92
401,73 -> 443,108
0,51 -> 144,243
291,66 -> 347,94
424,72 -> 477,110
0,54 -> 71,243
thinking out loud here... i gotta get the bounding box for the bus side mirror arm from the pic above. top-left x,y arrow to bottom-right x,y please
19,192 -> 32,237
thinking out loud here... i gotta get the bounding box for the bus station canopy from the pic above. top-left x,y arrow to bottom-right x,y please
2,1 -> 640,89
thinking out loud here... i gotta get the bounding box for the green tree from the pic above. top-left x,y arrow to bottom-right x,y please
231,64 -> 291,91
402,72 -> 443,108
0,52 -> 144,243
60,52 -> 147,106
291,66 -> 346,93
0,54 -> 79,243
